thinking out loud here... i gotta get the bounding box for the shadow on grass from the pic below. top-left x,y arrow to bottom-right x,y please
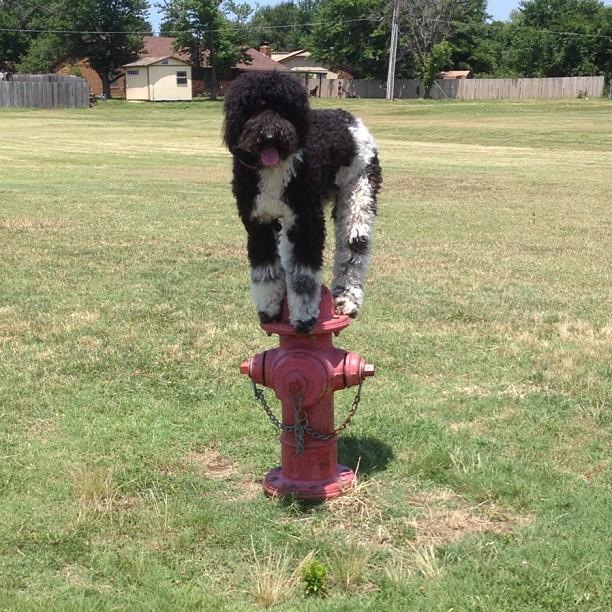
338,434 -> 394,478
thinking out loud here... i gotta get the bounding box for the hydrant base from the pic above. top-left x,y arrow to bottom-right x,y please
263,465 -> 356,501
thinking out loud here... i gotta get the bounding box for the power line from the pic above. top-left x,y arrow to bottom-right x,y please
0,15 -> 610,42
0,16 -> 384,36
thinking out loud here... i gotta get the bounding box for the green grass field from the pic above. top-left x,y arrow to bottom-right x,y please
1,97 -> 611,610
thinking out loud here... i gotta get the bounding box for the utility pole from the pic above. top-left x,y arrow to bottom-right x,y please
386,0 -> 400,100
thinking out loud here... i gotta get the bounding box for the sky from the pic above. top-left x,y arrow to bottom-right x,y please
147,0 -> 527,34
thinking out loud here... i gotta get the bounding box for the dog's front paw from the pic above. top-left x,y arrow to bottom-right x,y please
333,287 -> 362,318
258,310 -> 282,325
293,317 -> 317,335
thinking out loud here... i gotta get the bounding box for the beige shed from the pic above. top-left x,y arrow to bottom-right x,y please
123,55 -> 192,101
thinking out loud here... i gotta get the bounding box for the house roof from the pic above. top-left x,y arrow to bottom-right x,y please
234,48 -> 290,72
271,49 -> 309,63
439,70 -> 472,79
141,36 -> 190,62
123,55 -> 190,68
288,66 -> 329,75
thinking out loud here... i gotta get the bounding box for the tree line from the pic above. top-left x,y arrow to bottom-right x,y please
1,0 -> 610,99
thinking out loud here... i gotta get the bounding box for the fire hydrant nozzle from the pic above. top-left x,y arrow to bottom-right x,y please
240,286 -> 375,501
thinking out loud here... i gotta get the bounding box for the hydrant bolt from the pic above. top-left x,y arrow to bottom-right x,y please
288,379 -> 305,395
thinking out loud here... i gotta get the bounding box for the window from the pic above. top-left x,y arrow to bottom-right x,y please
176,70 -> 188,86
161,59 -> 169,65
127,69 -> 139,76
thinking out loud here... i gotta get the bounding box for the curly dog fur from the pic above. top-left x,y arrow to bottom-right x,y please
223,71 -> 382,334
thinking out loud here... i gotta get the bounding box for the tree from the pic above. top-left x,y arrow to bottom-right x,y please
307,0 -> 390,79
247,1 -> 319,51
446,0 -> 491,73
59,0 -> 149,98
416,39 -> 451,96
396,0 -> 455,74
159,0 -> 244,100
473,20 -> 520,77
508,0 -> 612,81
0,1 -> 59,71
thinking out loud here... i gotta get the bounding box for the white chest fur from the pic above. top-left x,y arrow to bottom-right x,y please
251,152 -> 301,223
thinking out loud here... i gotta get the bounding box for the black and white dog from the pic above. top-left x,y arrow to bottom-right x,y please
223,71 -> 382,334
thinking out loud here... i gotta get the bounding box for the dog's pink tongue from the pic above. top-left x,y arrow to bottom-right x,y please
260,146 -> 280,167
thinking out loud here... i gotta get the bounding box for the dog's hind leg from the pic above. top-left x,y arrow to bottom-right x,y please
245,220 -> 286,324
332,150 -> 381,317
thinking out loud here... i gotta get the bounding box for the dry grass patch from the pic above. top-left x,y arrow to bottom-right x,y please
317,479 -> 397,549
325,478 -> 384,528
552,409 -> 611,483
68,310 -> 101,326
163,342 -> 185,362
406,489 -> 532,546
62,563 -> 93,590
25,418 -> 57,444
0,309 -> 31,341
555,320 -> 612,346
70,465 -> 136,521
0,217 -> 73,231
449,406 -> 519,437
384,543 -> 444,584
326,538 -> 374,590
77,335 -> 101,351
249,538 -> 315,608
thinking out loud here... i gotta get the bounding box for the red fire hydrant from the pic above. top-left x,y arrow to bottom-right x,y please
240,286 -> 374,501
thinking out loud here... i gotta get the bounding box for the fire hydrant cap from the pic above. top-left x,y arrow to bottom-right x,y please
261,286 -> 352,336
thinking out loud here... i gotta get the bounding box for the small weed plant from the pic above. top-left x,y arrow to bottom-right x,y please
302,559 -> 328,597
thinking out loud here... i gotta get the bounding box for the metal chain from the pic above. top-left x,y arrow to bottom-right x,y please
252,380 -> 294,432
250,378 -> 363,454
291,394 -> 305,456
303,378 -> 363,441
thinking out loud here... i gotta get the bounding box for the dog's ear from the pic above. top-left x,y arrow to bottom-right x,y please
272,75 -> 310,147
223,76 -> 249,151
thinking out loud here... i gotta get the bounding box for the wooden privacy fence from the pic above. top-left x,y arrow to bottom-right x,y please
308,76 -> 605,101
0,74 -> 89,109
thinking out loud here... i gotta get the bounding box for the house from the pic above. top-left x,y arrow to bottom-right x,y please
123,55 -> 192,101
438,70 -> 472,80
55,38 -> 292,100
54,36 -> 190,98
270,48 -> 338,80
268,48 -> 338,97
217,47 -> 289,96
232,48 -> 290,74
55,57 -> 120,97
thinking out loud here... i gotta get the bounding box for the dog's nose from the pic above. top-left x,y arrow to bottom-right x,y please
263,131 -> 275,141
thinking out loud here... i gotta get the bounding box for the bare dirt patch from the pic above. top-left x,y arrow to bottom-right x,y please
406,489 -> 532,546
185,447 -> 237,480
